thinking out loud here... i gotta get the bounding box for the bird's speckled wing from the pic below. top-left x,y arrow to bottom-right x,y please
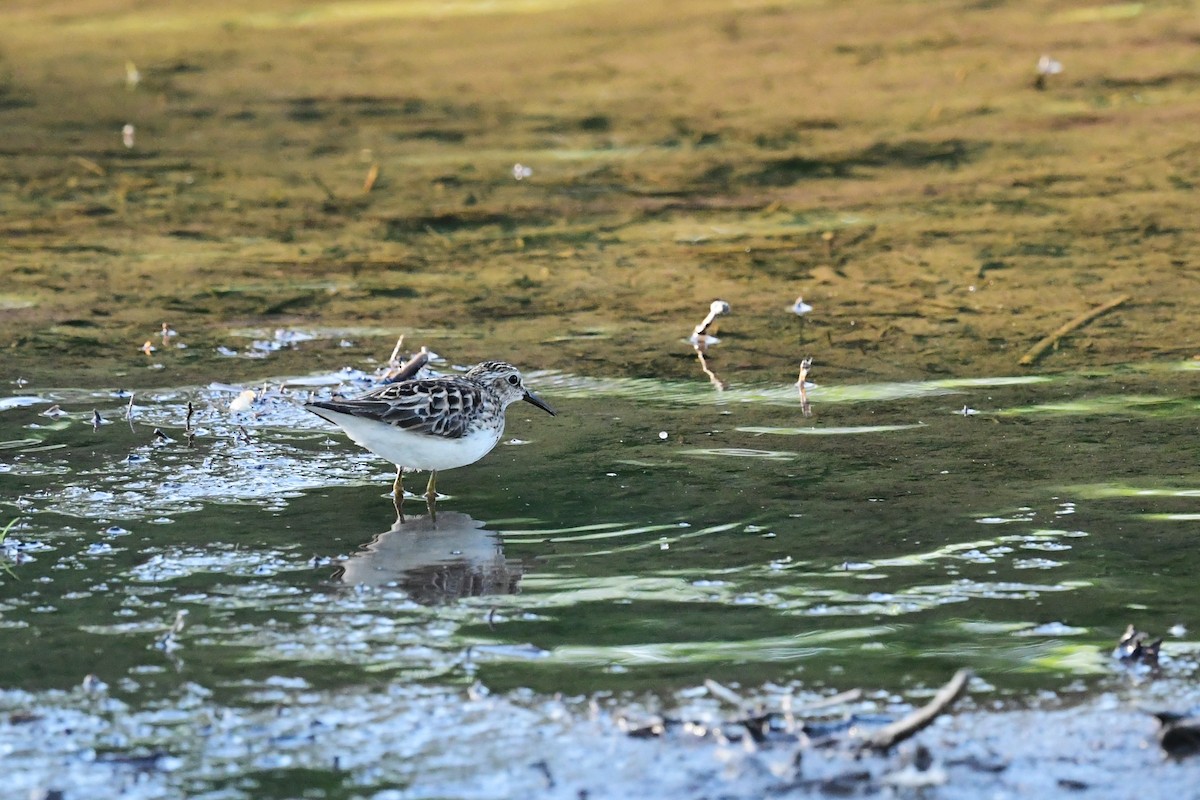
308,378 -> 484,438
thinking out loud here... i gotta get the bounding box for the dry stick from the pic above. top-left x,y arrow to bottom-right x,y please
695,349 -> 727,391
387,335 -> 406,366
704,678 -> 748,710
796,687 -> 862,714
391,348 -> 429,383
73,156 -> 107,177
862,668 -> 971,752
1018,294 -> 1131,366
311,174 -> 337,202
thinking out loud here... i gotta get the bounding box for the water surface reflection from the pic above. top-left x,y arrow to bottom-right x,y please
337,511 -> 522,604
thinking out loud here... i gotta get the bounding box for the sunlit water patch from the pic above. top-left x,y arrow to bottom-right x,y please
0,364 -> 1198,795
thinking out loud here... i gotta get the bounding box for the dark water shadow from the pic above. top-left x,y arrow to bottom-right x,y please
753,138 -> 984,186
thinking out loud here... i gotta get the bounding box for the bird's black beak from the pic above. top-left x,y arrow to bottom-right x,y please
522,390 -> 556,416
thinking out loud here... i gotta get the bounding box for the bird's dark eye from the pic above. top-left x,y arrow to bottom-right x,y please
506,375 -> 520,386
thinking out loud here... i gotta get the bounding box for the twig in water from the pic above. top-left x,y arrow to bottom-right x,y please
73,155 -> 107,176
861,668 -> 971,752
311,174 -> 337,201
385,347 -> 430,384
530,759 -> 555,788
704,678 -> 748,711
184,401 -> 197,447
0,518 -> 18,580
695,349 -> 727,391
1115,623 -> 1161,668
693,300 -> 730,340
1018,294 -> 1131,366
690,301 -> 731,388
796,357 -> 813,417
237,426 -> 253,445
795,687 -> 862,714
126,393 -> 135,420
387,335 -> 405,365
363,163 -> 380,193
155,609 -> 188,652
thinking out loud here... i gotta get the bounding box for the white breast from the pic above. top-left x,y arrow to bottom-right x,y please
310,407 -> 503,471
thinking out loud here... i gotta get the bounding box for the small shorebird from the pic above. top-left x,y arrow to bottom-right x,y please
306,361 -> 555,509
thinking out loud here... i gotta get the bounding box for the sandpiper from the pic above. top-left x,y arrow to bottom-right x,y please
305,361 -> 555,505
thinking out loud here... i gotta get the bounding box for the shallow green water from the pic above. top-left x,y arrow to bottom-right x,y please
0,356 -> 1197,796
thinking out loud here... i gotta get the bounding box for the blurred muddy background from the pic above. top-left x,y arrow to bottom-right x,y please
2,0 -> 1197,385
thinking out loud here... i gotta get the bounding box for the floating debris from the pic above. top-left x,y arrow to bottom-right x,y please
796,357 -> 814,389
694,348 -> 727,391
124,60 -> 140,90
363,163 -> 380,193
243,329 -> 318,357
380,343 -> 431,384
880,744 -> 947,788
1114,624 -> 1161,669
792,297 -> 813,316
155,610 -> 188,652
959,405 -> 979,416
91,410 -> 102,430
122,123 -> 135,149
796,357 -> 814,417
1035,54 -> 1063,90
512,163 -> 533,181
229,390 -> 257,414
1019,294 -> 1130,366
40,405 -> 65,419
692,299 -> 730,342
141,340 -> 156,355
861,669 -> 972,752
80,673 -> 108,693
185,401 -> 197,446
690,301 -> 730,390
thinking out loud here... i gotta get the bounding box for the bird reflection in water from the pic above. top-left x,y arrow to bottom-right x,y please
335,511 -> 522,605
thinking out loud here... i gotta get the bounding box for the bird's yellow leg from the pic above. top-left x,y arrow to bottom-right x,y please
392,468 -> 405,520
424,471 -> 438,522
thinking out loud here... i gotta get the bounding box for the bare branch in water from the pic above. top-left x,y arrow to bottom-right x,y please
693,299 -> 730,339
861,669 -> 971,753
1019,294 -> 1130,366
796,357 -> 813,417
